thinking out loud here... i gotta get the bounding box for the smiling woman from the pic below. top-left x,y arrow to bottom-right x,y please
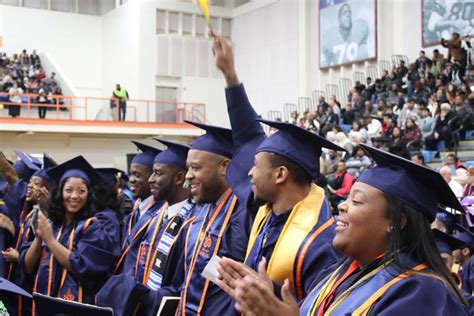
21,156 -> 118,308
231,144 -> 470,316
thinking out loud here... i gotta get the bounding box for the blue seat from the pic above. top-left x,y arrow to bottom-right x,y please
466,130 -> 474,140
0,95 -> 9,102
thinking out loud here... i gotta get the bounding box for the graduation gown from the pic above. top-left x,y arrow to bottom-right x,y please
95,209 -> 122,260
461,255 -> 474,313
115,198 -> 166,274
19,217 -> 117,309
299,255 -> 469,315
226,84 -> 340,300
4,216 -> 35,316
95,203 -> 197,316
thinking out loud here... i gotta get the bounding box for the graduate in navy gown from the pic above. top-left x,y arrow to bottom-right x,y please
115,141 -> 167,275
453,224 -> 474,312
19,156 -> 118,312
3,155 -> 56,316
208,32 -> 342,302
93,168 -> 124,263
132,121 -> 255,316
96,139 -> 194,315
231,145 -> 469,315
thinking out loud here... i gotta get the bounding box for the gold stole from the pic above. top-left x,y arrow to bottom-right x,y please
245,184 -> 325,293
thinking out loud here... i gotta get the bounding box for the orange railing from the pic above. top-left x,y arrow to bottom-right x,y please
0,92 -> 207,125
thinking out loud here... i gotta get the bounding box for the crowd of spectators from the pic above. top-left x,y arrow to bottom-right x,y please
0,49 -> 62,119
285,32 -> 474,211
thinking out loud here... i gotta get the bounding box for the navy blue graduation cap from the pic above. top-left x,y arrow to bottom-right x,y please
454,224 -> 474,250
96,168 -> 128,186
436,209 -> 458,233
0,277 -> 32,298
43,153 -> 58,169
153,138 -> 190,170
255,119 -> 345,180
185,120 -> 234,158
33,292 -> 113,316
47,156 -> 101,187
13,151 -> 41,182
358,144 -> 464,222
433,229 -> 464,254
131,141 -> 162,169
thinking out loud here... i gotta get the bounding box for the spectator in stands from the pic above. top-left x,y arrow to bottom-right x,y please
412,81 -> 430,103
411,152 -> 425,165
415,50 -> 431,72
318,95 -> 329,111
425,103 -> 455,151
335,132 -> 354,153
349,120 -> 369,145
376,99 -> 386,117
398,98 -> 420,129
441,33 -> 463,64
328,95 -> 341,118
328,161 -> 354,211
452,94 -> 474,135
8,82 -> 23,118
397,60 -> 409,82
440,165 -> 464,198
290,110 -> 298,125
324,149 -> 342,179
34,66 -> 45,82
341,103 -> 355,126
371,136 -> 389,151
446,83 -> 456,104
388,126 -> 409,158
386,83 -> 399,106
351,90 -> 364,116
44,72 -> 58,93
1,69 -> 13,91
37,81 -> 48,119
432,49 -> 445,73
364,113 -> 382,138
381,112 -> 395,136
113,84 -> 128,121
19,49 -> 29,65
404,116 -> 423,152
345,145 -> 371,177
30,50 -> 39,65
420,106 -> 436,139
407,63 -> 421,96
305,112 -> 319,132
444,154 -> 470,187
463,168 -> 474,197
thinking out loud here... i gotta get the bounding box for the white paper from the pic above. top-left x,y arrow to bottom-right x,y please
201,255 -> 220,284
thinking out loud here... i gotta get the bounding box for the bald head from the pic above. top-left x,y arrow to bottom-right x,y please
439,166 -> 452,183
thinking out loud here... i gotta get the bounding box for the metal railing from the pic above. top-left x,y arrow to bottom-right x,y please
0,92 -> 206,125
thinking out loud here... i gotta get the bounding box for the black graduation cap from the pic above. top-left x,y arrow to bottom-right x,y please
358,144 -> 464,222
153,138 -> 190,170
46,156 -> 101,187
185,120 -> 234,158
130,141 -> 162,169
95,168 -> 128,186
33,292 -> 113,316
0,277 -> 32,298
255,119 -> 345,180
433,229 -> 464,254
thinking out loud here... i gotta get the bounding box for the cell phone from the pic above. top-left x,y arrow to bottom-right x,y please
30,205 -> 40,234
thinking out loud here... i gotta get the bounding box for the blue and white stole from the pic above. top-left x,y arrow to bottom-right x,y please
177,189 -> 238,315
